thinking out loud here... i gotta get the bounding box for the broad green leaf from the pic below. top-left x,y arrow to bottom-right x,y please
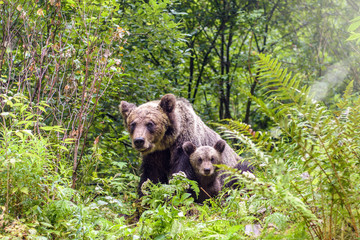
348,20 -> 360,32
346,33 -> 360,41
20,187 -> 29,195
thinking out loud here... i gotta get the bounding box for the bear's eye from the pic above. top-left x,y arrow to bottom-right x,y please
129,122 -> 136,133
146,122 -> 155,132
211,157 -> 215,163
198,158 -> 202,164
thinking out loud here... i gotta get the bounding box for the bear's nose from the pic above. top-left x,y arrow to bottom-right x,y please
204,168 -> 211,175
134,137 -> 145,148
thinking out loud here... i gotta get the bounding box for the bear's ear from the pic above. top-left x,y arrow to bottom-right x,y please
214,139 -> 226,153
182,141 -> 196,156
119,101 -> 137,120
159,94 -> 176,114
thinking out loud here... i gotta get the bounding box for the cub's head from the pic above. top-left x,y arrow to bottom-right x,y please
182,140 -> 226,177
119,94 -> 178,155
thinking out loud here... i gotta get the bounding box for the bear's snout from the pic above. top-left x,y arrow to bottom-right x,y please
134,137 -> 145,148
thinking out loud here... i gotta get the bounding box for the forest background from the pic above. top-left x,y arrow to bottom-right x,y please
1,0 -> 360,239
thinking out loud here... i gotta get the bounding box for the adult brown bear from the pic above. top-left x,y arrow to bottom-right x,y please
119,94 -> 239,196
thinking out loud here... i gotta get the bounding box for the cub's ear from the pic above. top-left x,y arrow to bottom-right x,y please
182,141 -> 196,157
119,101 -> 136,120
214,139 -> 226,153
159,94 -> 176,113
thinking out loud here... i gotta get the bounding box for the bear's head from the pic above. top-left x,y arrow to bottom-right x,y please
182,140 -> 226,177
119,94 -> 178,155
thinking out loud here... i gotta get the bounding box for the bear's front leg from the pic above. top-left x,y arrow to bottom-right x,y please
169,147 -> 197,181
168,147 -> 200,200
138,150 -> 171,197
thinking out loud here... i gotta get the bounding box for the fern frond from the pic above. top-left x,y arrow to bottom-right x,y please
220,54 -> 360,239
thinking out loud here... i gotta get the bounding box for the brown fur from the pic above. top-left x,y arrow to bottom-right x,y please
119,94 -> 240,197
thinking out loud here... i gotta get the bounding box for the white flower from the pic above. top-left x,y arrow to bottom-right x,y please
114,59 -> 122,65
172,171 -> 187,178
242,171 -> 256,179
300,172 -> 310,180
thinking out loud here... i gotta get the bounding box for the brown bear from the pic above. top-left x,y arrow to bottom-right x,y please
119,94 -> 239,197
182,140 -> 226,202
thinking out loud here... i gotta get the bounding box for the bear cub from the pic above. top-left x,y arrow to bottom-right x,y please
183,140 -> 255,203
182,140 -> 226,203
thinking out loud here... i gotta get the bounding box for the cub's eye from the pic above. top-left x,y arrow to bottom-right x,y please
198,158 -> 202,164
211,157 -> 215,163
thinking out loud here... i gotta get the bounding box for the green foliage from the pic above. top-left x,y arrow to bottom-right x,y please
137,172 -> 197,239
140,172 -> 198,208
0,94 -> 64,216
115,0 -> 187,104
218,54 -> 360,239
0,93 -> 134,239
136,172 -> 264,239
347,16 -> 360,43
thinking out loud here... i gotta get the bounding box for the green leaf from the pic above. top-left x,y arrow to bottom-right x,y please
21,130 -> 33,136
15,131 -> 23,138
34,105 -> 46,112
346,33 -> 360,41
12,187 -> 19,194
20,187 -> 29,195
40,126 -> 64,133
64,138 -> 76,143
17,120 -> 31,125
343,80 -> 354,99
348,20 -> 360,32
40,126 -> 55,131
6,100 -> 13,107
40,222 -> 53,228
350,16 -> 360,22
59,145 -> 69,151
66,0 -> 76,5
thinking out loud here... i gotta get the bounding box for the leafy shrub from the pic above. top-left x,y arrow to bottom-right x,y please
0,94 -> 132,239
136,172 -> 198,239
0,94 -> 63,216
